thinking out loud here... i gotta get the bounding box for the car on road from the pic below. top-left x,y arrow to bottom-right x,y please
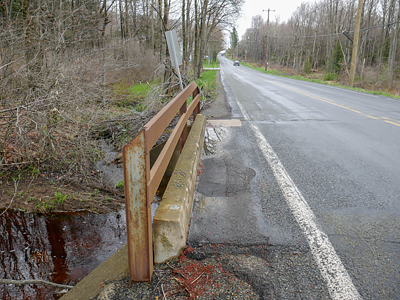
233,60 -> 240,66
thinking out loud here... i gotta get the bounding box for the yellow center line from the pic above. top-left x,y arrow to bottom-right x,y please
384,120 -> 400,127
380,116 -> 400,124
237,67 -> 399,128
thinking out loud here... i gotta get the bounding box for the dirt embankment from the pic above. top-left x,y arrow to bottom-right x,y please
0,72 -> 228,215
0,173 -> 125,214
0,133 -> 129,214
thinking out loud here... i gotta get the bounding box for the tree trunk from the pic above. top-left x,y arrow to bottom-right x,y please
193,0 -> 199,77
388,7 -> 400,85
25,0 -> 43,91
182,0 -> 186,63
119,0 -> 125,39
196,0 -> 209,78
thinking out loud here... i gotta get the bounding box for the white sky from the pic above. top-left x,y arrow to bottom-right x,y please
236,0 -> 309,38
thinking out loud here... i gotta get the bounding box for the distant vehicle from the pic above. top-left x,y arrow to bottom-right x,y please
233,60 -> 240,66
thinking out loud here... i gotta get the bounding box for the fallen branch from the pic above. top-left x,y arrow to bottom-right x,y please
0,278 -> 74,289
161,283 -> 167,300
190,271 -> 205,285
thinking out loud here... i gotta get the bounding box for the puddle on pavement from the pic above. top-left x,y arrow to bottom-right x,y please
204,119 -> 242,155
203,126 -> 227,155
193,193 -> 208,213
0,209 -> 127,300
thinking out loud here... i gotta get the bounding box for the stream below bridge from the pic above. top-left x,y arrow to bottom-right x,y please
0,209 -> 127,300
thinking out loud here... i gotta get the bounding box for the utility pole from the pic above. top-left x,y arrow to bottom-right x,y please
348,0 -> 364,87
231,31 -> 234,60
263,9 -> 275,71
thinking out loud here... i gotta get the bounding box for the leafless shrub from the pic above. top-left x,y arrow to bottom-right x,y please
107,40 -> 160,85
362,66 -> 385,89
0,35 -> 160,181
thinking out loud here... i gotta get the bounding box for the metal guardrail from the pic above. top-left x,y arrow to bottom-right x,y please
122,82 -> 200,283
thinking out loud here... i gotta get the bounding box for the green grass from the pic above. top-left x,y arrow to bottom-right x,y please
128,82 -> 154,96
34,191 -> 69,212
241,62 -> 293,77
241,62 -> 400,100
325,83 -> 400,98
112,80 -> 161,109
196,70 -> 217,87
203,60 -> 218,69
195,70 -> 218,103
55,191 -> 67,204
116,180 -> 124,189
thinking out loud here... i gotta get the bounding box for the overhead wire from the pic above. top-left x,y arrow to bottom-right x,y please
267,20 -> 400,39
269,32 -> 340,39
359,21 -> 400,32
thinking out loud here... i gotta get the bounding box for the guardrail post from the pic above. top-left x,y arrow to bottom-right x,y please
193,86 -> 200,119
123,130 -> 153,283
179,101 -> 187,152
122,81 -> 200,283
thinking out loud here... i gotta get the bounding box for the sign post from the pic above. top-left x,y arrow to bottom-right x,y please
165,30 -> 183,90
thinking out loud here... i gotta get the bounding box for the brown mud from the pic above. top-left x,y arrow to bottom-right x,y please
0,174 -> 124,214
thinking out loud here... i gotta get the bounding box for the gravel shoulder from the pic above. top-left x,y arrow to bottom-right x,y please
200,72 -> 231,120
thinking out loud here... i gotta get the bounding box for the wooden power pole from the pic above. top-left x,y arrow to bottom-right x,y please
349,0 -> 364,87
263,9 -> 275,71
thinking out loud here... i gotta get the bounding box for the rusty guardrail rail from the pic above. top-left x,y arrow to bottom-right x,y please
122,82 -> 200,283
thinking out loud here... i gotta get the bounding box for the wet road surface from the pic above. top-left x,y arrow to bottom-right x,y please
189,55 -> 400,299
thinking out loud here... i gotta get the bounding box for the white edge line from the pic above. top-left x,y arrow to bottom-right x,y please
227,76 -> 362,299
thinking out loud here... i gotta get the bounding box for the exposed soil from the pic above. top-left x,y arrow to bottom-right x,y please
0,172 -> 125,214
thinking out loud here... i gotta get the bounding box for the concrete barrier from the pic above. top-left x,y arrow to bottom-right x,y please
153,114 -> 206,264
61,114 -> 206,299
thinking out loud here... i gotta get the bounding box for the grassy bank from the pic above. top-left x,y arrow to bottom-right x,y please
224,56 -> 399,99
203,60 -> 219,69
242,62 -> 400,99
196,69 -> 218,104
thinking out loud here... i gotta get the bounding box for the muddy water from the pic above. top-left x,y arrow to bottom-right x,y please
0,209 -> 126,300
0,127 -> 216,299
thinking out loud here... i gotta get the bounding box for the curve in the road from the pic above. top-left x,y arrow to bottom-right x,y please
235,66 -> 400,128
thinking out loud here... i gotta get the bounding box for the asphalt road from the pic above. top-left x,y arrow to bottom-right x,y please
188,55 -> 400,299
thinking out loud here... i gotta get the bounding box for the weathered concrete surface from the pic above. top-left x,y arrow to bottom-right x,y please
206,119 -> 242,127
60,244 -> 129,300
152,114 -> 206,264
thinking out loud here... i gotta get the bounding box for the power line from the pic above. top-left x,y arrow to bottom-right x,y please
267,20 -> 400,39
359,21 -> 400,32
269,32 -> 340,39
271,39 -> 323,50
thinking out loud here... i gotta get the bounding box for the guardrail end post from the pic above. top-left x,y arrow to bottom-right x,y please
123,130 -> 153,283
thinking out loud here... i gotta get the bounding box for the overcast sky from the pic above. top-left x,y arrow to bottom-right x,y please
236,0 -> 311,37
